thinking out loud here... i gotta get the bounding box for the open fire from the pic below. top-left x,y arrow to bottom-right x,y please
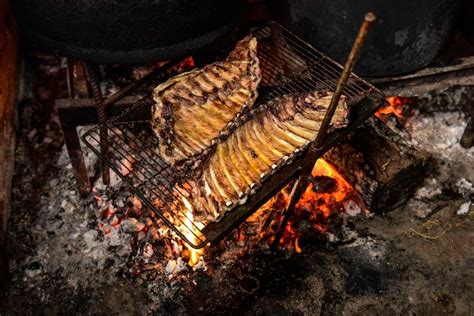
4,0 -> 474,311
375,96 -> 415,120
181,157 -> 361,266
93,94 -> 419,272
89,65 -> 411,272
95,156 -> 362,271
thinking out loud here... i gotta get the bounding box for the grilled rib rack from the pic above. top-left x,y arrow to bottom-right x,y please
82,22 -> 385,249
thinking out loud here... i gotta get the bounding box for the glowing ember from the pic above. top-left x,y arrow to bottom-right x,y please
97,155 -> 360,274
158,158 -> 359,265
119,156 -> 134,176
155,56 -> 195,73
294,238 -> 302,253
259,158 -> 360,251
181,56 -> 196,69
375,96 -> 414,119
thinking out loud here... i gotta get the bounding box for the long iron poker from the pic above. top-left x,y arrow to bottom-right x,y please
272,12 -> 376,249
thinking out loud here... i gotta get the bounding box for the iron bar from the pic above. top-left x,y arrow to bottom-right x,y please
84,63 -> 110,185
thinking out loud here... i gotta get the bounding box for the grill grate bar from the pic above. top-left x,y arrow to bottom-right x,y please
257,26 -> 371,94
82,22 -> 383,248
88,126 -> 207,241
105,127 -> 207,237
278,38 -> 367,95
257,47 -> 364,102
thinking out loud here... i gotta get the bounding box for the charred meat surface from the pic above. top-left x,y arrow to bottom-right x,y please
151,36 -> 262,166
190,91 -> 348,222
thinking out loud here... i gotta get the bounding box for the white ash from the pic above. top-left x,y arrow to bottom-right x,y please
404,111 -> 472,161
7,139 -> 174,308
121,218 -> 146,233
455,178 -> 474,198
380,92 -> 474,220
342,236 -> 386,263
415,177 -> 442,200
343,199 -> 362,216
457,201 -> 471,215
165,258 -> 187,278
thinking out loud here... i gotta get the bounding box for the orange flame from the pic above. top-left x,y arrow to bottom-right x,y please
310,159 -> 352,201
295,238 -> 302,253
265,158 -> 359,252
181,196 -> 205,267
158,159 -> 358,263
375,96 -> 412,119
156,57 -> 195,73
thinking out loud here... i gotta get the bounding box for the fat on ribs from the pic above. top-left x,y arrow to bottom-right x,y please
151,36 -> 262,166
189,91 -> 348,222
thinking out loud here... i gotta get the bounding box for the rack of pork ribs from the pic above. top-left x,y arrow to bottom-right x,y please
82,22 -> 385,249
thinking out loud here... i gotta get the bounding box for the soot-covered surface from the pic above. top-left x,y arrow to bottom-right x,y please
0,55 -> 473,315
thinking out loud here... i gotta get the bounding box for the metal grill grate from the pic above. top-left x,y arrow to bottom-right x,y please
82,22 -> 384,248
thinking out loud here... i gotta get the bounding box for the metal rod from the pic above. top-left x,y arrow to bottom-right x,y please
66,58 -> 74,98
59,59 -> 184,195
84,63 -> 110,185
85,59 -> 183,185
272,12 -> 376,249
58,104 -> 92,197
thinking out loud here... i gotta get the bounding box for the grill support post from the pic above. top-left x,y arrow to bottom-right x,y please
56,60 -> 179,197
56,97 -> 142,197
83,63 -> 110,185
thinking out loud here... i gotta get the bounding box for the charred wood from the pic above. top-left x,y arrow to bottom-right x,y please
371,57 -> 474,97
352,119 -> 432,213
0,0 -> 18,290
326,118 -> 432,213
460,116 -> 473,149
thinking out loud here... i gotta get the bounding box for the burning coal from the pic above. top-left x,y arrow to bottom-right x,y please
95,157 -> 363,273
253,158 -> 362,253
375,96 -> 415,120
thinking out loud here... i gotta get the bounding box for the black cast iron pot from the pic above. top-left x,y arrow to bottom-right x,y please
274,0 -> 459,76
13,0 -> 245,64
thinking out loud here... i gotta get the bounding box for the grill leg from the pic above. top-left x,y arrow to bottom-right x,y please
59,111 -> 91,197
66,58 -> 74,98
83,63 -> 110,185
55,60 -> 181,198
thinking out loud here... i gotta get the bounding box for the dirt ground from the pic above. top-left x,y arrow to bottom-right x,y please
0,54 -> 473,315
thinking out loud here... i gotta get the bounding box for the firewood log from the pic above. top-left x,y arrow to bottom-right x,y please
0,0 -> 18,290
